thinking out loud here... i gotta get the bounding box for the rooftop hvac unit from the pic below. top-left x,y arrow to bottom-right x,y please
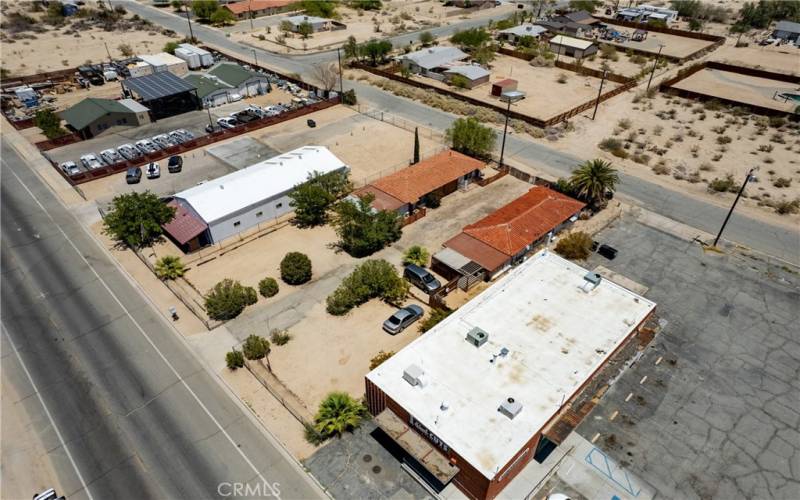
498,397 -> 523,420
403,364 -> 425,387
581,271 -> 602,293
465,327 -> 489,348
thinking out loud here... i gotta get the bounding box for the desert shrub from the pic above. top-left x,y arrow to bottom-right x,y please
311,392 -> 367,440
716,135 -> 732,145
280,252 -> 312,285
326,259 -> 408,316
557,73 -> 568,84
244,286 -> 258,306
699,163 -> 714,171
225,349 -> 245,370
258,277 -> 279,298
242,334 -> 270,360
205,279 -> 252,321
449,73 -> 470,89
599,44 -> 618,61
758,144 -> 774,153
652,162 -> 671,175
369,350 -> 394,370
687,170 -> 702,183
769,116 -> 785,128
708,174 -> 736,193
773,177 -> 792,188
419,308 -> 452,333
555,231 -> 593,260
617,118 -> 632,130
599,137 -> 623,151
402,245 -> 430,267
774,199 -> 800,215
270,329 -> 292,345
632,153 -> 650,165
154,255 -> 185,280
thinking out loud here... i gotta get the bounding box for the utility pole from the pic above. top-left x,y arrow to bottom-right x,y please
207,107 -> 214,131
104,41 -> 112,64
252,49 -> 258,67
592,70 -> 607,120
646,44 -> 664,91
337,47 -> 344,97
185,2 -> 195,42
249,0 -> 254,31
713,167 -> 758,247
498,92 -> 523,168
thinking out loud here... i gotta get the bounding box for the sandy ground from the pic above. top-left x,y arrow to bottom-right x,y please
671,68 -> 798,112
414,54 -> 620,119
3,26 -> 178,76
589,28 -> 717,59
711,42 -> 800,74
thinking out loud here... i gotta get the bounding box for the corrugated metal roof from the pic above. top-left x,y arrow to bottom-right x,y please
550,35 -> 596,51
499,23 -> 548,37
207,62 -> 262,87
443,65 -> 490,80
59,98 -> 133,130
174,146 -> 348,224
118,99 -> 149,113
162,200 -> 208,245
182,73 -> 233,98
123,71 -> 197,101
775,20 -> 800,33
402,46 -> 468,70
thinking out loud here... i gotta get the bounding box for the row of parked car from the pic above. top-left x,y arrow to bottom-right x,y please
58,129 -> 195,177
125,155 -> 183,184
212,103 -> 293,131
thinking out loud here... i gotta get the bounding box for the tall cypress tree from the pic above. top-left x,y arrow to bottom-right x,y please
413,127 -> 420,164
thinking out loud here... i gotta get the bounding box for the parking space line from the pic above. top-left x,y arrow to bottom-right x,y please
640,375 -> 648,385
625,393 -> 634,402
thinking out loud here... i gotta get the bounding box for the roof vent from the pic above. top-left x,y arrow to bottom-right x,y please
403,364 -> 425,387
498,397 -> 523,420
465,327 -> 489,348
581,272 -> 601,292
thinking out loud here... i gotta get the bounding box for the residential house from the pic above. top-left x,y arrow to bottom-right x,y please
60,98 -> 151,139
443,65 -> 491,88
223,0 -> 296,19
207,62 -> 270,97
433,186 -> 585,282
400,46 -> 469,79
497,23 -> 548,44
549,35 -> 598,59
773,20 -> 800,43
284,15 -> 344,33
535,19 -> 590,38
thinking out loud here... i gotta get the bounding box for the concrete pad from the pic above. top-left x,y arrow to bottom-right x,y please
593,265 -> 650,296
206,136 -> 279,170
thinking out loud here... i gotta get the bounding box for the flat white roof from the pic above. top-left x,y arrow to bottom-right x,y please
367,250 -> 655,480
118,99 -> 149,113
174,146 -> 348,224
499,23 -> 548,37
139,52 -> 186,66
550,35 -> 595,50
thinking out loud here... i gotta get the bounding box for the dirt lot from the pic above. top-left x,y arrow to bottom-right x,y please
590,29 -> 718,59
671,68 -> 798,112
712,42 -> 800,74
414,53 -> 621,120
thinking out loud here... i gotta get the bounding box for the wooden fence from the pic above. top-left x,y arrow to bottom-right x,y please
497,47 -> 634,85
36,132 -> 84,151
659,61 -> 800,117
1,66 -> 79,90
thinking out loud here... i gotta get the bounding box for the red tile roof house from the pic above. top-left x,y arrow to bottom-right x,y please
223,0 -> 297,20
433,186 -> 585,283
351,149 -> 485,219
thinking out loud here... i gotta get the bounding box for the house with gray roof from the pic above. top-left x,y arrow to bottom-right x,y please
284,15 -> 344,33
497,23 -> 548,44
443,65 -> 491,88
59,97 -> 150,139
182,74 -> 236,107
773,20 -> 800,43
400,46 -> 469,78
207,62 -> 270,97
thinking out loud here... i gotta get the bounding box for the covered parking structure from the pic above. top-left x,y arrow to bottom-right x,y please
122,71 -> 201,119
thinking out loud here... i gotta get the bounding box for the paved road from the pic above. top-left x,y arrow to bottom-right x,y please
120,1 -> 799,264
0,139 -> 324,499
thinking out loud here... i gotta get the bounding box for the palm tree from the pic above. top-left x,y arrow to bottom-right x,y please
313,392 -> 367,439
154,255 -> 185,280
569,159 -> 620,209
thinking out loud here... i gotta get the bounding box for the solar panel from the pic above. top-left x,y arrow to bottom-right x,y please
123,72 -> 197,101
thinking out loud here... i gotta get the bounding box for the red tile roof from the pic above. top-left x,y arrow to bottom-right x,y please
163,200 -> 208,245
370,150 -> 484,204
462,186 -> 585,257
224,0 -> 295,14
443,232 -> 510,272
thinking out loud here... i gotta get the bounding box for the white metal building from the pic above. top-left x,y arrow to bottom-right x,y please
130,52 -> 189,77
171,146 -> 349,244
174,43 -> 215,69
366,250 -> 656,499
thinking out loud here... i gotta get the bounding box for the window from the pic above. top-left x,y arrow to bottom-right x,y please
256,211 -> 263,217
233,221 -> 241,227
275,203 -> 283,209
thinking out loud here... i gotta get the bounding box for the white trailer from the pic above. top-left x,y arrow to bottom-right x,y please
174,47 -> 201,69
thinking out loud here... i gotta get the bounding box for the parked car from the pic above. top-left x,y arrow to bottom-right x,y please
117,144 -> 141,160
597,244 -> 618,260
263,105 -> 281,117
228,93 -> 243,102
217,117 -> 238,129
135,139 -> 159,154
244,104 -> 266,118
307,119 -> 316,128
151,134 -> 175,150
167,155 -> 183,173
100,148 -> 122,164
168,130 -> 186,144
145,162 -> 161,179
79,153 -> 103,170
403,264 -> 441,294
232,111 -> 258,124
383,305 -> 424,335
59,161 -> 80,176
173,129 -> 194,141
126,167 -> 142,184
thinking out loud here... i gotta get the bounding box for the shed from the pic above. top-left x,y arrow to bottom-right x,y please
773,20 -> 800,42
491,78 -> 518,97
443,65 -> 491,88
182,74 -> 235,107
122,71 -> 200,118
549,35 -> 598,59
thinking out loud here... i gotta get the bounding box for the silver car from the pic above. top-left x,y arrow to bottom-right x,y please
117,143 -> 141,160
135,139 -> 159,154
59,161 -> 80,176
100,148 -> 122,164
382,305 -> 424,335
79,153 -> 103,170
151,134 -> 175,150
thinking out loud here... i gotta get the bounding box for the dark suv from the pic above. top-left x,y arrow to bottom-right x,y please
126,167 -> 142,184
403,264 -> 441,294
167,155 -> 183,173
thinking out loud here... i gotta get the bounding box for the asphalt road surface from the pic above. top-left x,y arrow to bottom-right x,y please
120,1 -> 800,264
0,139 -> 323,500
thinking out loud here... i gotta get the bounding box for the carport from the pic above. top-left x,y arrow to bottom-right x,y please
122,71 -> 201,119
431,247 -> 484,291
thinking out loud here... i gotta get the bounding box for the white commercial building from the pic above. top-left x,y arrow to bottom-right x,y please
130,52 -> 189,77
366,250 -> 656,499
170,146 -> 348,244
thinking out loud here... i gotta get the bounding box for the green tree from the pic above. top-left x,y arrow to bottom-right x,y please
730,22 -> 750,45
299,0 -> 337,18
280,20 -> 294,33
154,255 -> 185,280
258,277 -> 279,298
687,17 -> 703,31
343,35 -> 359,60
330,195 -> 402,257
450,27 -> 491,49
326,259 -> 408,315
204,279 -> 252,320
670,0 -> 703,17
569,159 -> 619,209
297,21 -> 313,39
554,231 -> 593,260
163,41 -> 179,54
34,109 -> 68,139
419,308 -> 452,333
418,31 -> 434,46
349,0 -> 381,9
191,0 -> 218,20
171,0 -> 185,12
568,0 -> 601,11
369,350 -> 394,370
359,39 -> 392,65
402,245 -> 429,267
242,334 -> 271,362
449,73 -> 470,88
225,349 -> 245,369
472,45 -> 496,65
210,7 -> 235,26
280,252 -> 312,285
103,191 -> 176,248
289,170 -> 351,227
446,117 -> 496,159
413,127 -> 420,164
313,392 -> 367,439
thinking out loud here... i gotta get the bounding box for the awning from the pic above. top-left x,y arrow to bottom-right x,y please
434,247 -> 471,271
163,200 -> 207,245
375,409 -> 460,484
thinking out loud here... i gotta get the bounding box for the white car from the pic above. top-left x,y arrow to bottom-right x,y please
228,93 -> 243,103
263,106 -> 281,117
217,117 -> 238,129
79,154 -> 103,170
151,134 -> 175,150
244,104 -> 266,118
100,148 -> 122,164
117,144 -> 141,160
59,161 -> 80,176
135,139 -> 159,154
145,162 -> 161,179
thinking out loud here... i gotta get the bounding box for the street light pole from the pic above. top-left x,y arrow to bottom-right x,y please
337,47 -> 344,97
184,2 -> 195,42
499,98 -> 512,168
646,44 -> 664,92
592,70 -> 607,120
712,167 -> 757,247
249,0 -> 254,31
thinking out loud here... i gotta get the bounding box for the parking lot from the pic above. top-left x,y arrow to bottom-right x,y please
574,214 -> 800,500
